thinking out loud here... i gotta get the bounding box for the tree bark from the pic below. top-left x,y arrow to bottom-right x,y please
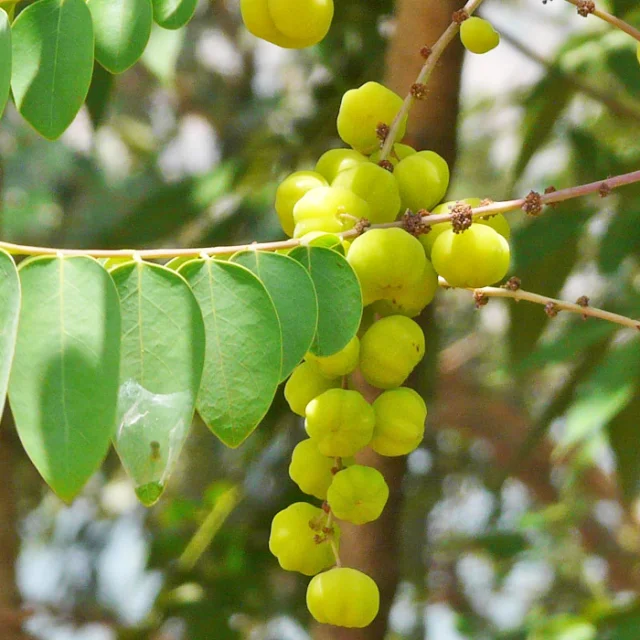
312,1 -> 465,638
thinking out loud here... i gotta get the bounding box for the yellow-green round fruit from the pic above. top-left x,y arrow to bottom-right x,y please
420,198 -> 510,256
289,439 -> 335,500
275,171 -> 329,237
371,258 -> 438,318
299,231 -> 347,254
307,568 -> 380,628
327,465 -> 389,524
359,316 -> 425,389
305,388 -> 375,457
371,388 -> 427,456
241,0 -> 333,48
269,503 -> 338,575
337,82 -> 407,154
284,361 -> 340,416
315,148 -> 368,183
369,143 -> 416,166
394,151 -> 450,213
346,228 -> 426,306
431,224 -> 510,288
268,0 -> 334,44
332,163 -> 401,224
306,336 -> 360,378
460,16 -> 500,55
293,186 -> 370,238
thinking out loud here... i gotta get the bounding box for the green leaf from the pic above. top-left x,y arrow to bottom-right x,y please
111,262 -> 205,506
180,259 -> 282,448
85,63 -> 115,128
0,8 -> 11,119
560,340 -> 640,452
140,22 -> 184,84
607,390 -> 640,504
512,69 -> 573,182
0,250 -> 20,419
11,0 -> 94,140
288,245 -> 362,357
9,257 -> 121,502
151,0 -> 197,30
231,251 -> 318,381
88,0 -> 153,74
599,195 -> 640,273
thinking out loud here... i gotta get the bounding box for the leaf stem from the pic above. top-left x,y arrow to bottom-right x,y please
1,169 -> 638,260
564,0 -> 640,42
379,0 -> 487,161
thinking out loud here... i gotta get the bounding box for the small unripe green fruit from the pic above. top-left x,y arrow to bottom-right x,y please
460,17 -> 500,55
284,361 -> 340,416
315,148 -> 368,183
307,568 -> 380,628
359,316 -> 425,389
275,171 -> 328,237
371,258 -> 438,318
305,336 -> 360,378
431,224 -> 511,288
269,502 -> 339,575
289,439 -> 335,499
327,464 -> 389,524
292,186 -> 370,238
337,82 -> 407,154
332,162 -> 401,224
305,388 -> 375,457
346,228 -> 426,306
371,388 -> 427,456
394,150 -> 450,213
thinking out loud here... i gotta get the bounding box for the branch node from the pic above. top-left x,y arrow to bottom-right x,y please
474,291 -> 489,308
599,181 -> 612,198
354,218 -> 372,235
411,82 -> 429,100
577,0 -> 595,17
402,209 -> 428,236
450,202 -> 473,233
452,9 -> 469,24
376,122 -> 390,143
378,159 -> 394,173
420,45 -> 433,59
545,301 -> 560,317
523,191 -> 544,217
576,295 -> 590,307
503,276 -> 522,291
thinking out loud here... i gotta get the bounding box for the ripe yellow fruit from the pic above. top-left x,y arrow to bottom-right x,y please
307,568 -> 380,628
394,150 -> 450,213
284,361 -> 340,416
371,388 -> 427,456
359,316 -> 425,389
292,186 -> 370,238
431,224 -> 511,288
337,82 -> 407,154
460,16 -> 500,55
327,465 -> 389,524
346,228 -> 426,306
315,148 -> 368,183
305,388 -> 375,457
269,502 -> 339,575
305,336 -> 360,378
371,258 -> 438,318
420,198 -> 510,257
241,0 -> 334,49
332,162 -> 401,224
289,439 -> 335,500
275,171 -> 328,237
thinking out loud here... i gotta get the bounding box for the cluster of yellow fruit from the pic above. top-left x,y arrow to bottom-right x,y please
268,68 -> 512,631
240,0 -> 334,48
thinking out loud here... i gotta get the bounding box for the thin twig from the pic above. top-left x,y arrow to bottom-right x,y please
447,281 -> 640,331
564,0 -> 640,42
379,0 -> 487,161
0,169 -> 638,259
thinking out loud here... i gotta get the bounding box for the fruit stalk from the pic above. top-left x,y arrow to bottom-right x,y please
378,0 -> 487,161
